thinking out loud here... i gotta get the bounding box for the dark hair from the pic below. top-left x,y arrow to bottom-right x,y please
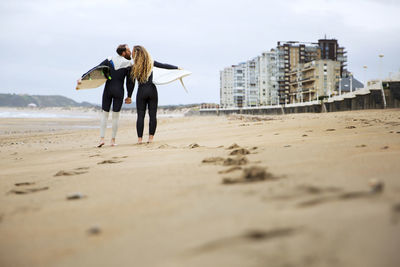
116,44 -> 128,55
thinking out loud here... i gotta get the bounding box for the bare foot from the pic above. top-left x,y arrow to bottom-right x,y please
97,138 -> 105,148
137,137 -> 143,144
111,138 -> 117,147
147,135 -> 154,143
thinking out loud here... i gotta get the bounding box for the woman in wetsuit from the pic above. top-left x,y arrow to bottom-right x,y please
125,45 -> 179,144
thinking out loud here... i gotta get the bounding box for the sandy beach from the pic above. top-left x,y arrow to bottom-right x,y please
1,109 -> 400,267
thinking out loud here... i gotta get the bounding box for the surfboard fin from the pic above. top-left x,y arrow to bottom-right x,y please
179,78 -> 189,93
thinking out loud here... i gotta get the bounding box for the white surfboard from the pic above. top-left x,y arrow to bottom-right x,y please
152,67 -> 192,93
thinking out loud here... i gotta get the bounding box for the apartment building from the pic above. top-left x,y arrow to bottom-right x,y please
219,66 -> 234,108
233,63 -> 246,107
244,59 -> 259,107
318,39 -> 347,76
288,59 -> 341,102
220,50 -> 279,108
257,50 -> 279,105
220,63 -> 247,108
276,41 -> 321,105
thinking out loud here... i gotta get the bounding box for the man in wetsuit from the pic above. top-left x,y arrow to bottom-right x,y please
77,44 -> 134,147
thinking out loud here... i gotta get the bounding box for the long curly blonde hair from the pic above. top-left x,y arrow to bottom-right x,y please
131,45 -> 153,84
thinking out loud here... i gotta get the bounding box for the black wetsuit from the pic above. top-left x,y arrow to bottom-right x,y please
128,61 -> 178,138
82,56 -> 133,112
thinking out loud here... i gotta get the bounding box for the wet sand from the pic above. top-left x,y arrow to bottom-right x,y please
1,109 -> 400,267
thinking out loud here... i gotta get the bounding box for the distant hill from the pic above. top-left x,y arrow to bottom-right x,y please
0,94 -> 96,108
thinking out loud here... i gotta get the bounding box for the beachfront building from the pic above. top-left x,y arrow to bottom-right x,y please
276,41 -> 321,105
220,61 -> 257,108
232,63 -> 246,107
318,38 -> 347,77
257,50 -> 279,106
220,63 -> 251,108
220,66 -> 234,108
275,38 -> 348,104
220,50 -> 279,108
288,59 -> 341,102
244,59 -> 259,107
220,62 -> 250,108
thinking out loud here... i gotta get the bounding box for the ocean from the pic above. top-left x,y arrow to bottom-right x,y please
0,110 -> 95,119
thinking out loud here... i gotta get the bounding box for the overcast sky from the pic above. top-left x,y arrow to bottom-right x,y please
1,0 -> 399,105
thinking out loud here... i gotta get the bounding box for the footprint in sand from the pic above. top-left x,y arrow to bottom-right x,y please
54,170 -> 88,176
222,166 -> 278,185
202,156 -> 248,166
193,227 -> 299,253
158,144 -> 177,149
223,156 -> 248,166
391,203 -> 400,224
297,185 -> 343,195
97,159 -> 122,164
346,126 -> 356,129
202,157 -> 225,164
87,226 -> 102,236
9,187 -> 49,195
355,144 -> 367,148
218,166 -> 242,174
243,228 -> 298,241
89,154 -> 101,158
326,129 -> 336,131
229,148 -> 250,156
188,143 -> 200,149
263,185 -> 343,202
227,143 -> 240,150
15,182 -> 35,186
66,192 -> 87,200
297,181 -> 384,208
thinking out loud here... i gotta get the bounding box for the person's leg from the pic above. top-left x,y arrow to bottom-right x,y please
147,86 -> 158,143
136,89 -> 146,143
99,111 -> 109,147
111,96 -> 123,146
111,112 -> 120,146
99,90 -> 112,147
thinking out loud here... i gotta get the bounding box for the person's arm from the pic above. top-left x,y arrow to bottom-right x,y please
77,59 -> 111,87
153,60 -> 178,70
126,67 -> 135,98
81,59 -> 111,78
